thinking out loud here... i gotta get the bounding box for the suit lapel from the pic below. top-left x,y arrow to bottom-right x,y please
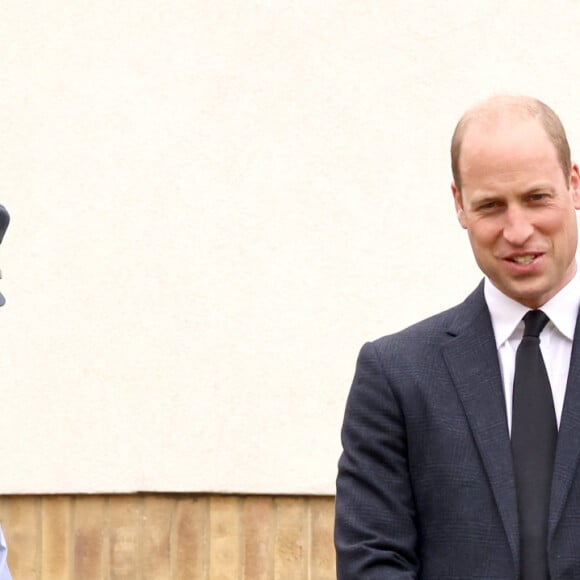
548,308 -> 580,543
441,284 -> 519,570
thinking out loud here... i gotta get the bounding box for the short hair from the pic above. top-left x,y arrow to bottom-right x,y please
451,96 -> 571,191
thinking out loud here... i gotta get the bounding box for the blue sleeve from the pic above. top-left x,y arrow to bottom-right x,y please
0,524 -> 11,580
335,341 -> 418,579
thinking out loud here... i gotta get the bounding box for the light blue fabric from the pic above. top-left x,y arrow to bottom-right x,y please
0,525 -> 11,580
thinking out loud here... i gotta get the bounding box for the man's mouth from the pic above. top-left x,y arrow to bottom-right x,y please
510,254 -> 537,265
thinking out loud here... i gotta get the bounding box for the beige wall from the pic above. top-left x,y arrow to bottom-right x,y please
2,2 -> 580,494
0,494 -> 335,579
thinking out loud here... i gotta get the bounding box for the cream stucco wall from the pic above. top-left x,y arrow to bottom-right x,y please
0,1 -> 578,493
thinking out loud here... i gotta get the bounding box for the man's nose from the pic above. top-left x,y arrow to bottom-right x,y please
503,207 -> 534,246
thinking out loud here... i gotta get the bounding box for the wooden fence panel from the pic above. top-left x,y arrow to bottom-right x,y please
0,494 -> 335,579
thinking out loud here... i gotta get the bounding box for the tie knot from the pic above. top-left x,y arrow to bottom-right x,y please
523,310 -> 549,338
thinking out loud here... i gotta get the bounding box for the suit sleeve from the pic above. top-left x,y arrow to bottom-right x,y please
335,341 -> 418,579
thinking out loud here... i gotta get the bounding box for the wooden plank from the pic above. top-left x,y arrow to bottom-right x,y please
0,496 -> 9,534
41,496 -> 73,579
74,495 -> 107,580
209,496 -> 240,580
6,496 -> 39,579
174,496 -> 208,580
274,497 -> 306,580
309,498 -> 335,580
109,495 -> 141,580
241,496 -> 274,580
142,495 -> 173,580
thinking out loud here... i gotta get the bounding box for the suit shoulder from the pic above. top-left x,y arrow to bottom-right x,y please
371,305 -> 458,350
367,284 -> 488,359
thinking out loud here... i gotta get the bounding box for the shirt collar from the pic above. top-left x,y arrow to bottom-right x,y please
484,268 -> 580,348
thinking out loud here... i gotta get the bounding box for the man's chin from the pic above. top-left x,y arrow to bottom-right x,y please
499,282 -> 551,309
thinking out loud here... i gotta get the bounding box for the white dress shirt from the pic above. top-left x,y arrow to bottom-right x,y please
484,270 -> 580,433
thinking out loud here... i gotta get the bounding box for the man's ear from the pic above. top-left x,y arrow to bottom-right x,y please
570,163 -> 580,210
451,183 -> 468,229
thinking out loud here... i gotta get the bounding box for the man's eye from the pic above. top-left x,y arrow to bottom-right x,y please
530,193 -> 547,202
479,202 -> 497,210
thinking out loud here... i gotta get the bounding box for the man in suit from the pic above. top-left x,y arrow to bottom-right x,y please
335,95 -> 580,579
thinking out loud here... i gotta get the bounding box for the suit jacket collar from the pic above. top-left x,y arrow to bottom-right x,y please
442,281 -> 520,573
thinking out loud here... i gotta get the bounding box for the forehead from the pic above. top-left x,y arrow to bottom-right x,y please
460,117 -> 561,185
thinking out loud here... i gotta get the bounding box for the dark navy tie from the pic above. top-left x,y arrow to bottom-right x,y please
511,310 -> 557,580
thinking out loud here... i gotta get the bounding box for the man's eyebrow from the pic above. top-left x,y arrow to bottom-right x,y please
521,185 -> 554,195
468,194 -> 500,207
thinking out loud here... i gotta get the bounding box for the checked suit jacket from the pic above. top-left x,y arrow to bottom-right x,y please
335,282 -> 580,579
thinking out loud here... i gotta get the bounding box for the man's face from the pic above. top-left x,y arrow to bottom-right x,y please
452,118 -> 580,309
